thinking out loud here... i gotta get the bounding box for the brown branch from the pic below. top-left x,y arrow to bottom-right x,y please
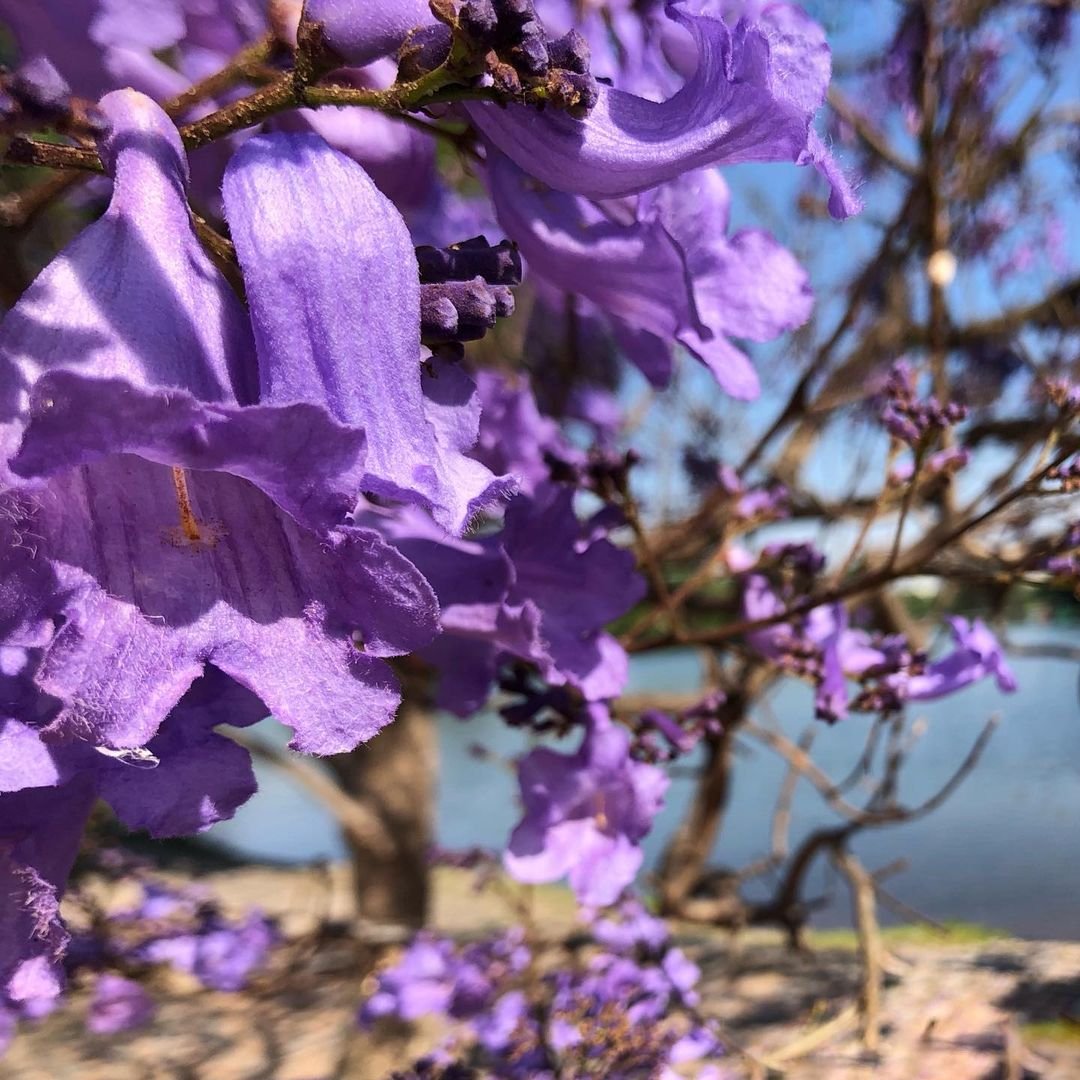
831,846 -> 884,1054
0,170 -> 85,230
164,33 -> 281,118
2,137 -> 103,172
743,721 -> 880,824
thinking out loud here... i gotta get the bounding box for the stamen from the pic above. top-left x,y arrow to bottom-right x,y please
171,466 -> 203,543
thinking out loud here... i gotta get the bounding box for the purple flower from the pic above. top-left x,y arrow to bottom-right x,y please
472,371 -> 575,495
140,909 -> 276,992
489,155 -> 812,396
359,935 -> 455,1025
469,2 -> 861,216
0,92 -> 461,760
504,706 -> 668,907
889,446 -> 970,484
591,900 -> 670,954
743,578 -> 896,721
86,974 -> 155,1035
359,929 -> 530,1030
891,617 -> 1018,701
390,484 -> 642,715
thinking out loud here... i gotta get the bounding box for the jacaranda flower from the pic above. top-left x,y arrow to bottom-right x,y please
0,89 -> 509,1001
490,153 -> 812,397
504,705 -> 668,907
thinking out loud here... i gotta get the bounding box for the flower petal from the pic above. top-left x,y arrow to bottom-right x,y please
98,690 -> 258,837
19,457 -> 433,753
222,131 -> 512,532
489,151 -> 703,345
0,778 -> 96,1003
468,2 -> 860,216
2,90 -> 255,422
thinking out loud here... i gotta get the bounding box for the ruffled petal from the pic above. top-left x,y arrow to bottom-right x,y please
223,131 -> 512,533
492,155 -> 808,398
611,320 -> 676,388
12,371 -> 366,534
567,632 -> 629,702
503,486 -> 645,645
489,151 -> 703,344
98,697 -> 258,837
677,327 -> 761,400
468,2 -> 860,216
0,721 -> 65,794
504,816 -> 595,885
209,631 -> 400,755
18,457 -> 434,753
655,168 -> 813,342
0,778 -> 96,1003
566,829 -> 643,908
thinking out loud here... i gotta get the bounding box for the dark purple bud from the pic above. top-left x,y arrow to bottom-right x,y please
10,56 -> 70,116
488,54 -> 522,96
491,285 -> 515,319
493,0 -> 534,30
459,0 -> 498,42
547,69 -> 599,115
882,404 -> 922,444
547,29 -> 590,74
420,291 -> 460,343
420,279 -> 511,343
510,21 -> 549,77
415,237 -> 522,285
445,279 -> 498,339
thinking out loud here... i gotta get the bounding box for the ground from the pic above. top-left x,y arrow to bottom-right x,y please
4,863 -> 1080,1079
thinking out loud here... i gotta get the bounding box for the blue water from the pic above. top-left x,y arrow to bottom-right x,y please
209,624 -> 1080,938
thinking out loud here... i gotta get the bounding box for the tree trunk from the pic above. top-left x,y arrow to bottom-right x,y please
657,718 -> 738,913
330,676 -> 436,929
655,671 -> 768,917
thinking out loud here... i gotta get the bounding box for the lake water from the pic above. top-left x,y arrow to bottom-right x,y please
209,623 -> 1080,939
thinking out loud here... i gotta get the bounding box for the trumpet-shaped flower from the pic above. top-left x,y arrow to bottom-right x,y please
0,90 -> 512,999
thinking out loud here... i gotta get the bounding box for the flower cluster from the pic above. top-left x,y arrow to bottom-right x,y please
360,900 -> 723,1079
880,360 -> 969,447
0,859 -> 276,1054
0,0 -> 864,1021
744,576 -> 1017,722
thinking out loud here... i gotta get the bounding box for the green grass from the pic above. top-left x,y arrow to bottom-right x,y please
807,920 -> 1009,949
1022,1020 -> 1080,1045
